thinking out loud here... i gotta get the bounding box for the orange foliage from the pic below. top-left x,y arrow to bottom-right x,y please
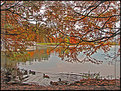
28,51 -> 34,57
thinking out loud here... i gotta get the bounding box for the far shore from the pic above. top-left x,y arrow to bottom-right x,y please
1,43 -> 120,51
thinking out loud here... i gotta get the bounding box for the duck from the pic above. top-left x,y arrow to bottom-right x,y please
43,74 -> 50,79
50,81 -> 58,85
29,70 -> 35,75
31,71 -> 35,75
58,78 -> 61,81
58,78 -> 69,85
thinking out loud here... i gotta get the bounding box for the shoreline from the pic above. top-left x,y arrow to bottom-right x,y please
1,44 -> 119,51
1,79 -> 120,90
1,70 -> 120,90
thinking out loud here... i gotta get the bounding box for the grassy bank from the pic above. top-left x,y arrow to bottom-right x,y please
37,43 -> 59,45
37,42 -> 119,46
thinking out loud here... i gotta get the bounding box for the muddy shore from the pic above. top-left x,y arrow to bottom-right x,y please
1,70 -> 120,90
1,83 -> 120,90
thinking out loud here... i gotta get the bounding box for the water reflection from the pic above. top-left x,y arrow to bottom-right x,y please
23,46 -> 120,65
2,45 -> 120,65
1,45 -> 120,85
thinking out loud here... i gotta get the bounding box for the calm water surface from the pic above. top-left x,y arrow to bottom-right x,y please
16,45 -> 120,78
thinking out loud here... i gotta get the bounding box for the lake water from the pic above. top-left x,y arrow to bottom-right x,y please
1,45 -> 120,85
